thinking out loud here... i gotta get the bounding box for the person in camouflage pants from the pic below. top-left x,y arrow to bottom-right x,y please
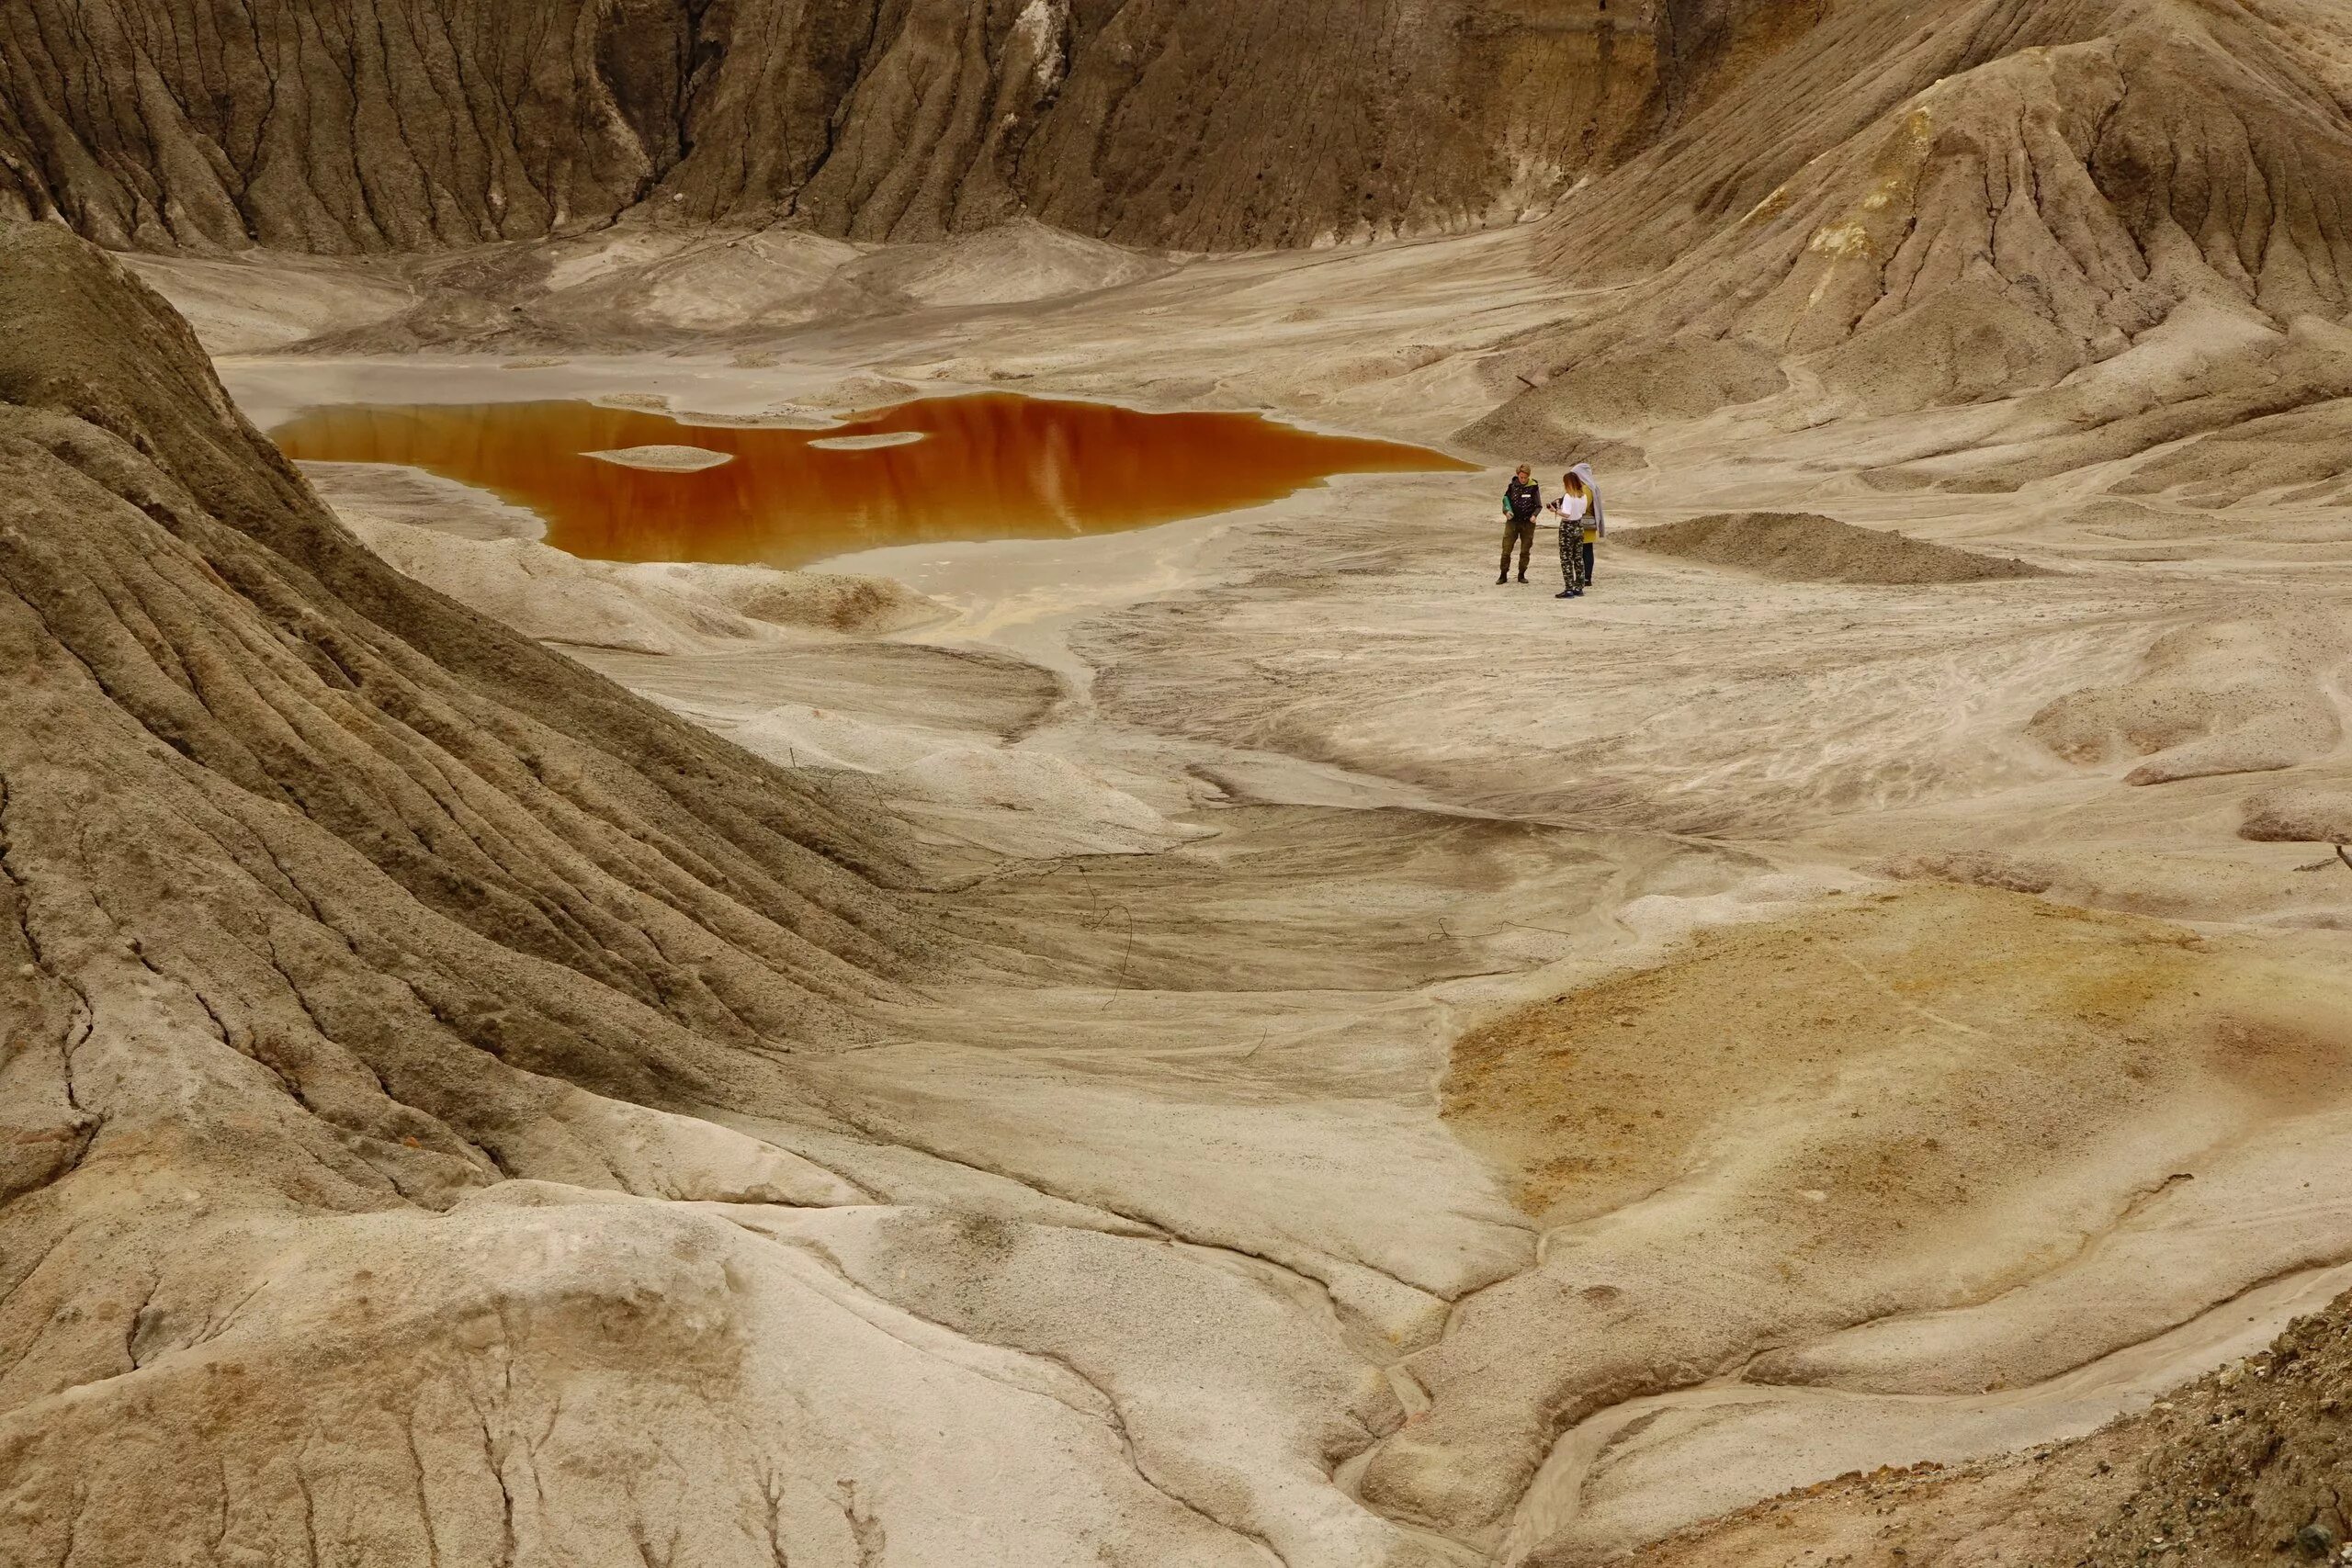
1551,466 -> 1598,596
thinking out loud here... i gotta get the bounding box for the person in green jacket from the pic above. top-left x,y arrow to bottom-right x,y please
1498,465 -> 1543,584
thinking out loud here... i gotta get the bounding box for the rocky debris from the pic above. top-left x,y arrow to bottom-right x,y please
0,0 -> 1772,256
1623,511 -> 2049,584
1623,1286 -> 2352,1568
2087,1312 -> 2352,1568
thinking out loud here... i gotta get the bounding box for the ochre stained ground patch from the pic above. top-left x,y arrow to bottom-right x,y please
1444,884 -> 2352,1230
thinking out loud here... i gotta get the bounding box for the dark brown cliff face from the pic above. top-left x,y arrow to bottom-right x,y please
0,0 -> 1732,254
1647,0 -> 1835,119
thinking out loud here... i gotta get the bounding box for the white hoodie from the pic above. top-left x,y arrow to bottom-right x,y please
1554,463 -> 1605,536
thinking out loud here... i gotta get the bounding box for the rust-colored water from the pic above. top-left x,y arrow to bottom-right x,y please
270,393 -> 1472,568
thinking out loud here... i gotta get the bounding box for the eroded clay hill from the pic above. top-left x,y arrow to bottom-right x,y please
0,0 -> 1803,255
0,219 -> 1021,1557
1487,0 -> 2352,479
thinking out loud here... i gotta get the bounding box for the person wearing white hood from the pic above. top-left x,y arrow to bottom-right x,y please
1548,462 -> 1605,598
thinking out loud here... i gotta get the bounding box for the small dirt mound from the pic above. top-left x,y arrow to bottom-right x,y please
1450,402 -> 1649,471
1624,511 -> 2049,584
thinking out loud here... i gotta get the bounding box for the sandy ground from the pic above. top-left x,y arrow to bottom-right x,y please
585,443 -> 738,469
168,223 -> 2352,1566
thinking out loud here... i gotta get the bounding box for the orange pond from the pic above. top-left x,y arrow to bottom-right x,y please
270,393 -> 1474,568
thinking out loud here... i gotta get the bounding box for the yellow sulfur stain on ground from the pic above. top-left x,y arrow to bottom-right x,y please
1443,884 -> 2352,1229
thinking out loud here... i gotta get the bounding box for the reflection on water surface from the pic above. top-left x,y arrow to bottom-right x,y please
270,393 -> 1472,568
